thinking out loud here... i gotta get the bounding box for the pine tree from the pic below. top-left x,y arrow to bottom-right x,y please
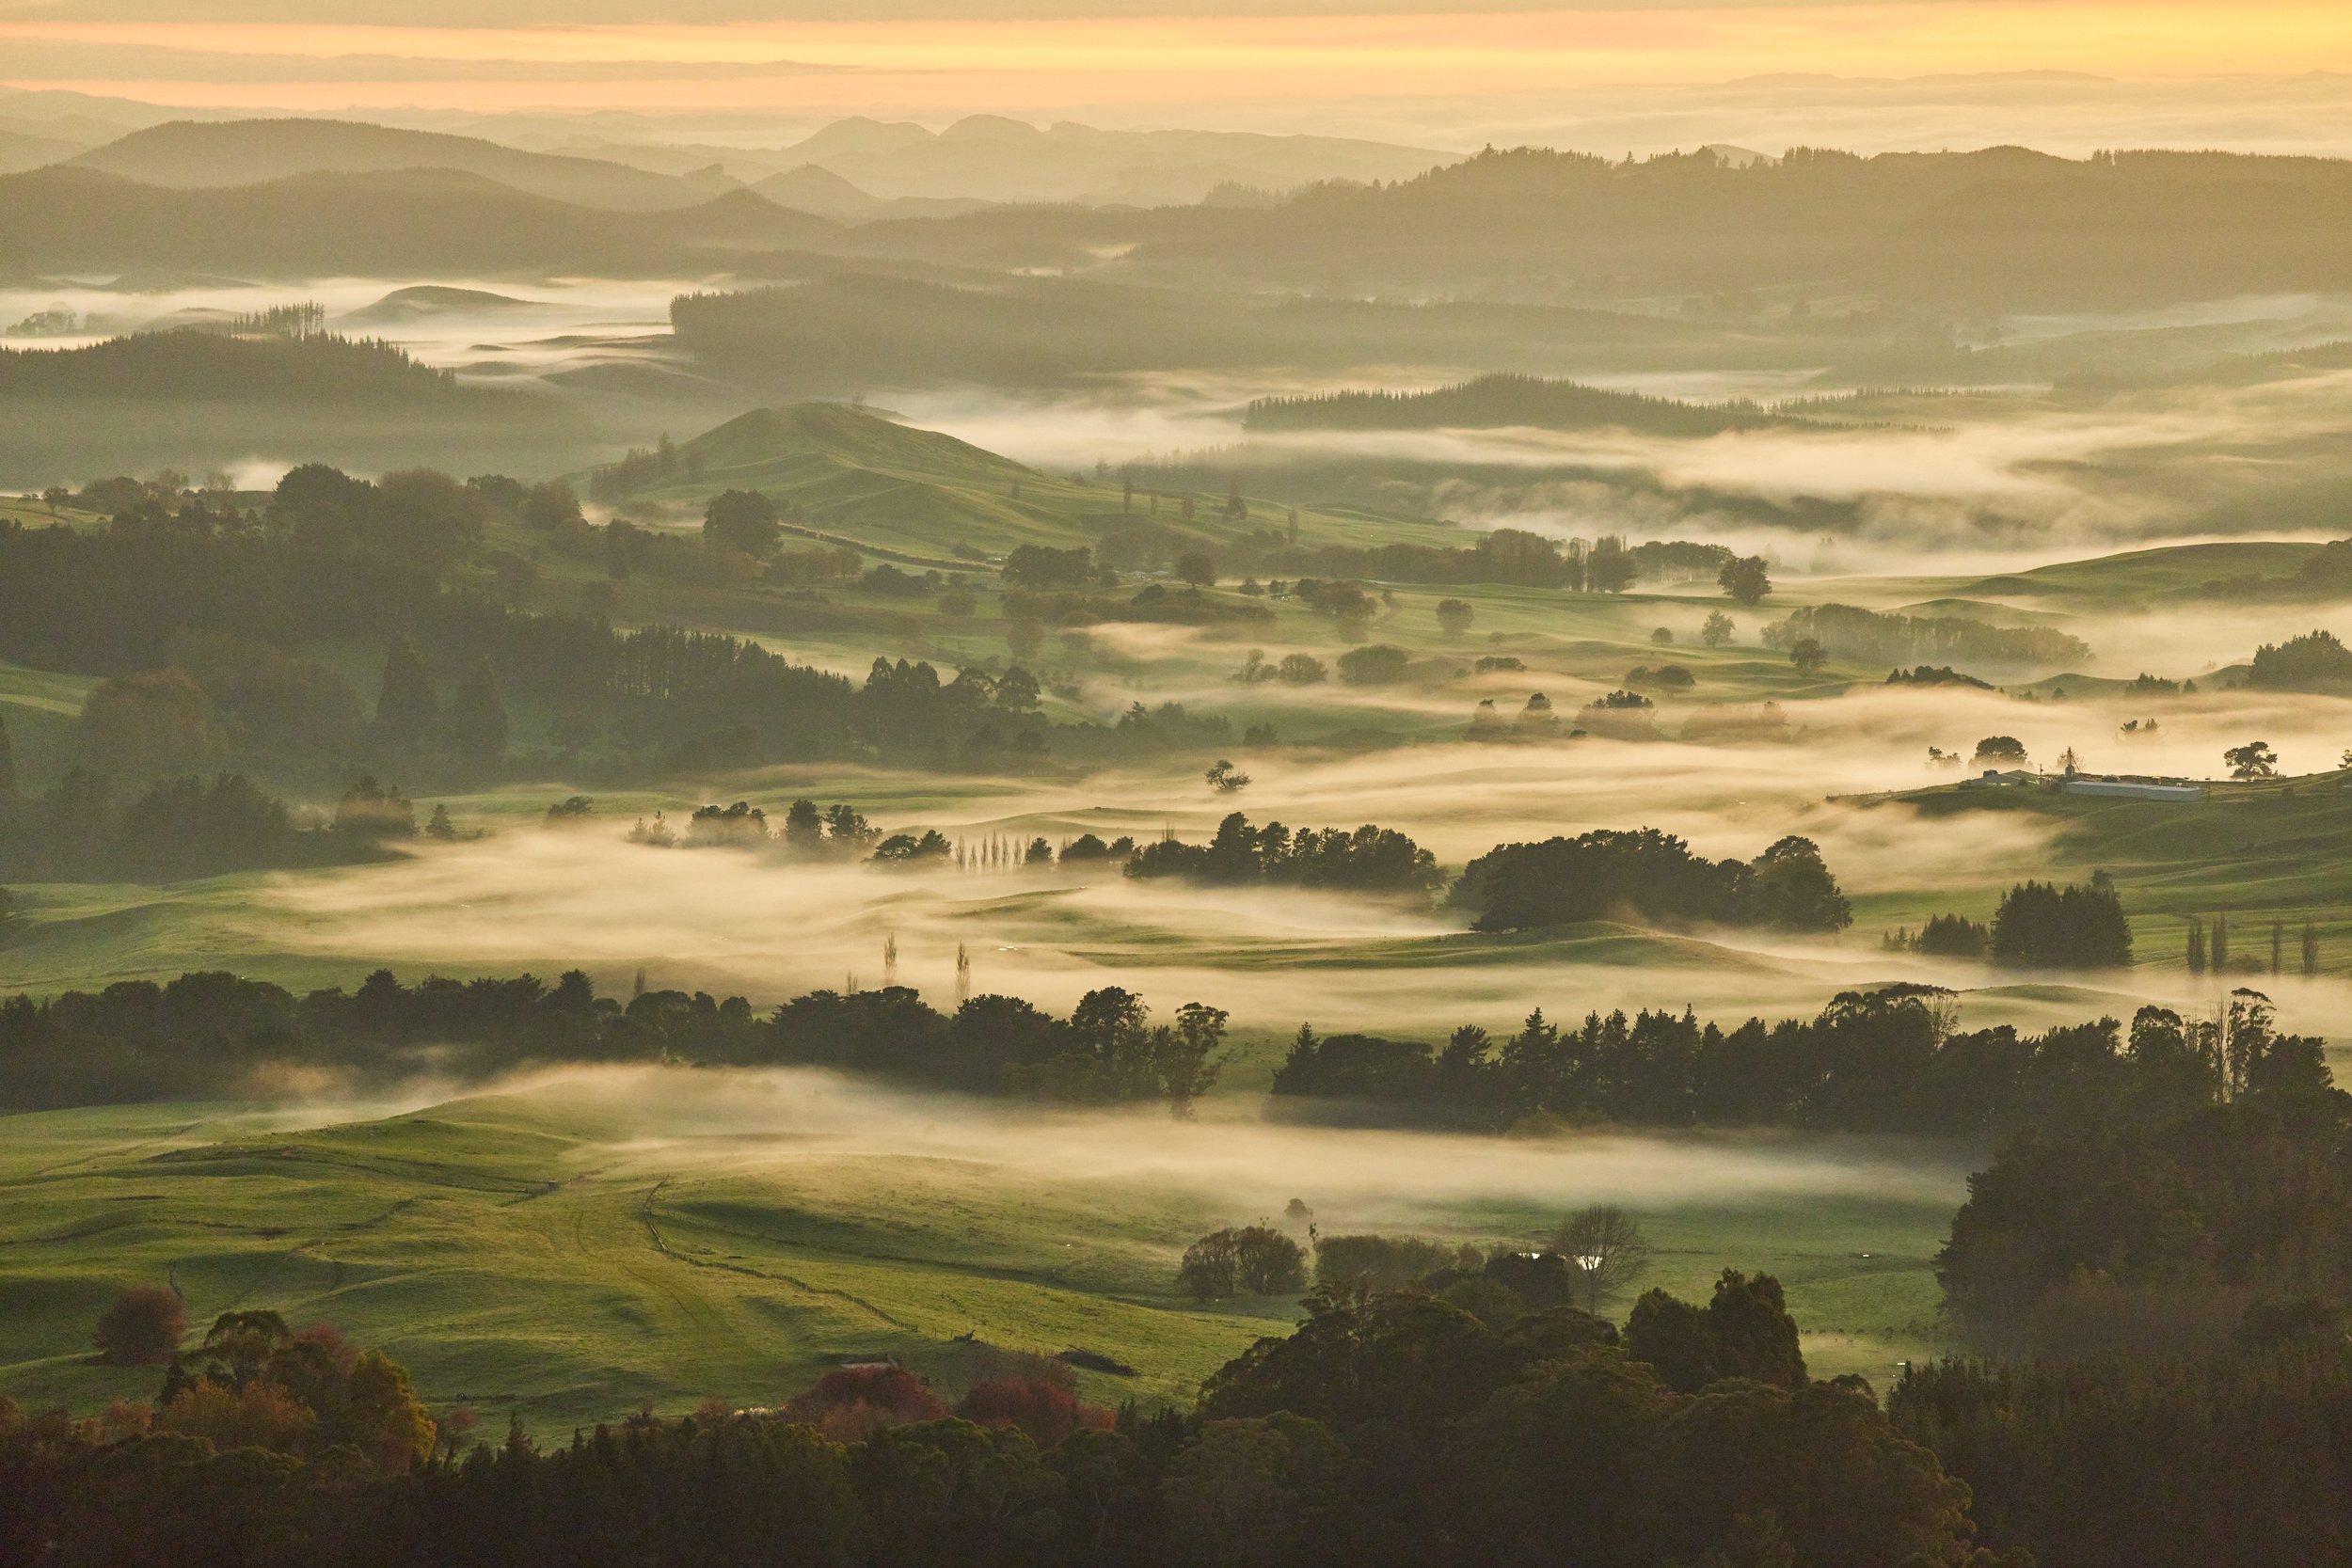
2305,917 -> 2321,977
449,660 -> 508,765
425,804 -> 457,841
2212,912 -> 2231,973
373,634 -> 437,746
2186,915 -> 2206,974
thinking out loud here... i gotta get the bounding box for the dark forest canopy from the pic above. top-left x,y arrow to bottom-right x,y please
0,329 -> 482,403
0,469 -> 1251,785
6,964 -> 2299,1148
1125,811 -> 1441,893
1267,982 -> 2295,1136
0,1276 -> 2026,1568
1451,828 -> 1851,933
2249,627 -> 2352,689
0,969 -> 1231,1113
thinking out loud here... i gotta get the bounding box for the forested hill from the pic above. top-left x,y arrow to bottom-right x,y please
0,330 -> 478,403
1133,145 -> 2352,307
0,166 -> 840,277
1243,373 -> 1824,436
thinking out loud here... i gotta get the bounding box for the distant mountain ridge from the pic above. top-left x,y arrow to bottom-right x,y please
69,119 -> 742,212
766,113 -> 1456,205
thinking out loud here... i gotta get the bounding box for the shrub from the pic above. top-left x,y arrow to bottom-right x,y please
783,1364 -> 946,1441
1337,644 -> 1409,685
93,1285 -> 187,1366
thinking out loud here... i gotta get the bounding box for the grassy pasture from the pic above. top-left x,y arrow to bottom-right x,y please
0,1088 -> 1962,1434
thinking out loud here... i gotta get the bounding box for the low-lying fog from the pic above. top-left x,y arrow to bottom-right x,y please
251,706 -> 2352,1043
474,1063 -> 1978,1227
0,276 -> 682,377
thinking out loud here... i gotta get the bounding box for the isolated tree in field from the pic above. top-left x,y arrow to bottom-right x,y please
2225,740 -> 2278,780
425,804 -> 457,841
1719,556 -> 1772,605
1006,617 -> 1045,661
2186,914 -> 2207,974
1233,1225 -> 1307,1293
1788,638 -> 1827,676
1972,735 -> 2027,767
1436,598 -> 1475,637
2304,917 -> 2321,976
1700,610 -> 1735,648
1178,1229 -> 1241,1300
703,489 -> 781,557
449,660 -> 508,765
1175,549 -> 1216,587
1991,876 -> 2133,968
94,1284 -> 186,1366
1748,834 -> 1853,931
1338,644 -> 1409,686
1205,759 -> 1250,793
1155,1001 -> 1230,1118
1550,1205 -> 1652,1311
373,634 -> 437,746
1276,653 -> 1328,685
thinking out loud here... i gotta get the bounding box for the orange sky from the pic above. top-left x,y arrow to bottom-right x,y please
6,5 -> 2351,114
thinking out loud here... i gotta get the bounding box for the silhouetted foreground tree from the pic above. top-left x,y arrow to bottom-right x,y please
0,1278 -> 2023,1568
1887,993 -> 2352,1568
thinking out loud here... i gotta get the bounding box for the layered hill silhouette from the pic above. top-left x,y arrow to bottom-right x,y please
765,114 -> 1454,205
0,166 -> 839,277
67,118 -> 739,211
1133,144 -> 2352,308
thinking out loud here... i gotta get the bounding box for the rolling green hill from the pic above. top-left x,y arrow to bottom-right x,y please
594,402 -> 1466,560
0,1088 -> 1960,1433
1855,770 -> 2352,971
1952,540 -> 2326,607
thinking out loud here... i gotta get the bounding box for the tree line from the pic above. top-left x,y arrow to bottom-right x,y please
1125,812 -> 1442,893
1764,602 -> 2090,671
1270,981 -> 2316,1136
0,969 -> 1232,1116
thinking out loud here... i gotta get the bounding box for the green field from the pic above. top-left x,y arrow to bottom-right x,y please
0,1086 -> 1964,1433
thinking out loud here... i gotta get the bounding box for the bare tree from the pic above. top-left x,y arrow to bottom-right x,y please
1549,1205 -> 1653,1312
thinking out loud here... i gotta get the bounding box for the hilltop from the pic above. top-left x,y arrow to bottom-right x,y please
588,401 -> 1457,560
